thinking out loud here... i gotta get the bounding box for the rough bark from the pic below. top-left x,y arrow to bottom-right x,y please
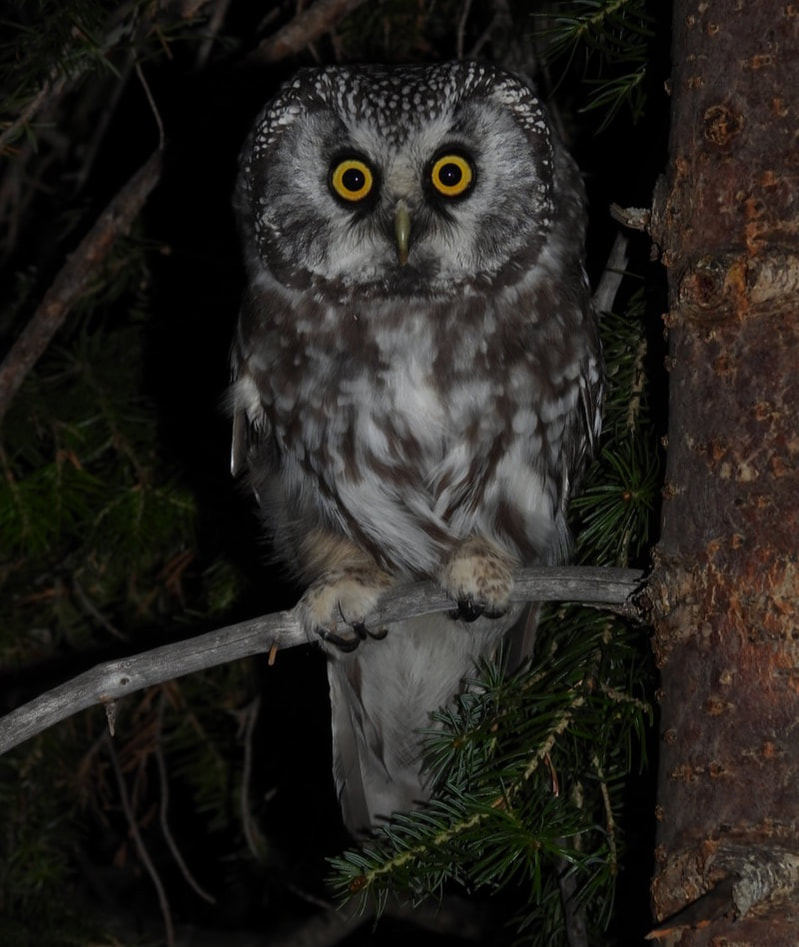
649,1 -> 799,943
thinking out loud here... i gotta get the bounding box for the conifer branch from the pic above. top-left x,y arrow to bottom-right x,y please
248,0 -> 368,64
0,148 -> 163,425
0,72 -> 67,150
350,691 -> 589,900
0,566 -> 643,757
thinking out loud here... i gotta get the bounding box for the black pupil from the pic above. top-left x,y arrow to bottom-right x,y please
438,162 -> 462,187
342,167 -> 365,192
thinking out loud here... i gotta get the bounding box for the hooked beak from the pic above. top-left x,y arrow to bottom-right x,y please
394,201 -> 411,266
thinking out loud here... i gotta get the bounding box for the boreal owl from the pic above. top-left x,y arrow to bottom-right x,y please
230,62 -> 602,835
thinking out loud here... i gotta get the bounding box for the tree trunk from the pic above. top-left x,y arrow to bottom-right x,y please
649,1 -> 799,942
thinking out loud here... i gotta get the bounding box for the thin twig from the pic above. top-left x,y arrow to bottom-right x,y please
73,53 -> 136,193
238,696 -> 266,862
0,148 -> 163,425
247,0 -> 367,64
135,62 -> 165,149
456,0 -> 474,60
592,231 -> 629,316
592,753 -> 618,876
72,575 -> 126,641
106,732 -> 175,947
155,694 -> 217,904
0,73 -> 66,150
0,566 -> 645,757
467,13 -> 500,60
194,0 -> 234,69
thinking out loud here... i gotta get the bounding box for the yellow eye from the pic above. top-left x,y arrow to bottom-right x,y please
330,158 -> 374,202
430,153 -> 474,197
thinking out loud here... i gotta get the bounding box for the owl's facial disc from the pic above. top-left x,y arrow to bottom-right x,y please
241,63 -> 562,295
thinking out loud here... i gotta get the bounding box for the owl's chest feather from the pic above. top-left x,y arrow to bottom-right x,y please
243,288 -> 571,573
268,304 -> 508,484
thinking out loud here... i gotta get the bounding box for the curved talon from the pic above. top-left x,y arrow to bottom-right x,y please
455,599 -> 483,623
317,627 -> 362,652
483,604 -> 508,619
317,620 -> 386,652
450,599 -> 508,623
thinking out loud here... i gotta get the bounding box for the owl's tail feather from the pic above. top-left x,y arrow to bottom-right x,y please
327,607 -> 533,836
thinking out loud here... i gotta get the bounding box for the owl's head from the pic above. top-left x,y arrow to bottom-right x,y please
237,62 -> 580,299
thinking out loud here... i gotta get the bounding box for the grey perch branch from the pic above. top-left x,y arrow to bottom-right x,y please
0,566 -> 644,757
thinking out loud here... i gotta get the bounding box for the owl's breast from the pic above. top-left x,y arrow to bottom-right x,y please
246,287 -> 570,574
262,292 -> 521,486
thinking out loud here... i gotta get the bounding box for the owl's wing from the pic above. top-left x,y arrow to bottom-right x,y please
557,309 -> 604,522
230,401 -> 249,478
229,342 -> 248,477
507,319 -> 602,668
503,603 -> 540,671
579,345 -> 604,459
228,336 -> 271,481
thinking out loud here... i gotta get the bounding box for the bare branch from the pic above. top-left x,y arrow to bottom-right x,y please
0,148 -> 163,424
592,231 -> 630,316
238,696 -> 267,862
610,202 -> 651,233
0,566 -> 645,757
456,0 -> 474,60
194,0 -> 235,69
155,694 -> 217,905
248,0 -> 367,64
107,733 -> 176,947
135,63 -> 165,150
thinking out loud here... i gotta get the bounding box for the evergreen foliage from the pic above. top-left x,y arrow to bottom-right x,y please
539,0 -> 656,128
0,1 -> 667,943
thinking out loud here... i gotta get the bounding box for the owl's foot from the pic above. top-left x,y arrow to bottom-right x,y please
440,537 -> 515,622
299,566 -> 392,652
